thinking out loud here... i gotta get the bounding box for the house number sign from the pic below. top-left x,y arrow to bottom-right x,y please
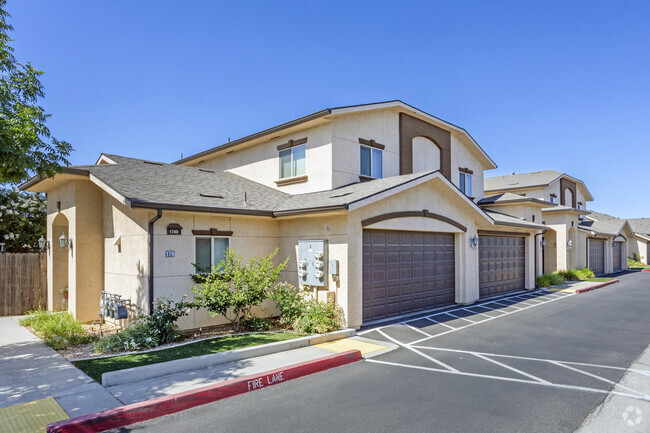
167,223 -> 182,235
165,250 -> 175,258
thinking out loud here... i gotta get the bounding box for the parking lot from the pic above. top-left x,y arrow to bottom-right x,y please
112,271 -> 650,433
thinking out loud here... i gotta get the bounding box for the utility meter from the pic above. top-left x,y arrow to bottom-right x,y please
297,240 -> 328,287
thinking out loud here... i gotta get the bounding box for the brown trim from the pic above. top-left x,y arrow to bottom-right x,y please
493,221 -> 538,230
192,228 -> 233,236
459,167 -> 473,175
361,209 -> 467,232
478,230 -> 530,237
399,113 -> 451,181
274,175 -> 308,186
276,137 -> 308,151
19,167 -> 91,191
560,178 -> 577,208
175,109 -> 330,165
358,138 -> 385,150
273,204 -> 348,217
130,201 -> 273,217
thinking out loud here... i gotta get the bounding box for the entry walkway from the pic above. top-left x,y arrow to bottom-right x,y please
0,316 -> 121,417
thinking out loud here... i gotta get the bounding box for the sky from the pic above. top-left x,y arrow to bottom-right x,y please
6,0 -> 650,217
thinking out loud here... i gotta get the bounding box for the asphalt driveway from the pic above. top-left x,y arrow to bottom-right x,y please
110,271 -> 650,433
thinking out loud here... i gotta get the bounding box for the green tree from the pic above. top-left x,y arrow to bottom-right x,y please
192,249 -> 288,331
0,187 -> 46,252
0,0 -> 72,184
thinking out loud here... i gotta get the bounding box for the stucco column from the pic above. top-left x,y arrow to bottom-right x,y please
457,230 -> 479,304
555,228 -> 568,271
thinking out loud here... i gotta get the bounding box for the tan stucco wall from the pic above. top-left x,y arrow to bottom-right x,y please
450,134 -> 485,200
193,123 -> 333,194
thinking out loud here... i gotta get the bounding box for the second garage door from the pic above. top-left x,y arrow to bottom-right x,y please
613,242 -> 623,272
589,239 -> 605,275
362,229 -> 455,323
479,235 -> 526,298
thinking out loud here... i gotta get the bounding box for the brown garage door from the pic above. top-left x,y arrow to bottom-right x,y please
479,235 -> 526,298
613,242 -> 623,272
362,229 -> 455,323
589,239 -> 605,275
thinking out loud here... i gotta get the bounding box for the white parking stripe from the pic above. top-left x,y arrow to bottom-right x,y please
364,359 -> 650,402
461,308 -> 495,318
402,324 -> 433,337
549,361 -> 645,397
490,301 -> 523,309
444,312 -> 480,323
472,353 -> 551,384
375,329 -> 459,373
423,317 -> 457,330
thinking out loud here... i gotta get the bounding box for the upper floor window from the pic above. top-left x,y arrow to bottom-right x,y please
577,202 -> 583,210
550,194 -> 558,204
459,170 -> 472,197
195,237 -> 230,273
360,145 -> 382,179
279,144 -> 305,179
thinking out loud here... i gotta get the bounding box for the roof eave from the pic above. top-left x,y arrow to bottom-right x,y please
130,201 -> 274,217
18,167 -> 91,191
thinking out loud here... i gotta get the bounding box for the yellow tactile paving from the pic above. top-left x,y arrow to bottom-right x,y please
546,288 -> 576,293
0,397 -> 69,433
315,338 -> 387,356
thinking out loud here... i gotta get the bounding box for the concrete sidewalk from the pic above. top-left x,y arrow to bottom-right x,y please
106,336 -> 393,405
576,343 -> 650,432
545,278 -> 618,294
0,316 -> 121,417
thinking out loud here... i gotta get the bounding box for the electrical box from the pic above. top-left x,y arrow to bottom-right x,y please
297,240 -> 328,287
329,259 -> 339,276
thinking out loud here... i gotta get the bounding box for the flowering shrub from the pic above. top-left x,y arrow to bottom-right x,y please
271,285 -> 345,334
94,297 -> 193,353
0,188 -> 46,252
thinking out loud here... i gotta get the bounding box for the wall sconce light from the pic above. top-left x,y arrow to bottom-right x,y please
59,232 -> 72,251
38,236 -> 49,251
567,240 -> 573,249
469,234 -> 479,249
541,239 -> 546,248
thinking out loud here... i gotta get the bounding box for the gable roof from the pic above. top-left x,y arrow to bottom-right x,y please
482,209 -> 547,230
173,100 -> 497,170
478,192 -> 553,207
626,218 -> 650,236
485,170 -> 594,201
578,210 -> 631,237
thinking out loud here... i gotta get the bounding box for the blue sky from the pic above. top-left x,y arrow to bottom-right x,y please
7,1 -> 650,217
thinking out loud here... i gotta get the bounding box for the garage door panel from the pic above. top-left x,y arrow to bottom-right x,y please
588,239 -> 605,275
362,229 -> 456,322
613,242 -> 622,271
479,235 -> 525,298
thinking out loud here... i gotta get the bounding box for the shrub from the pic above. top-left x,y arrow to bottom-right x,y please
577,268 -> 595,279
557,269 -> 582,281
20,309 -> 95,350
240,317 -> 271,332
94,297 -> 192,353
271,283 -> 303,324
292,297 -> 345,334
536,273 -> 566,288
192,248 -> 289,331
633,252 -> 641,262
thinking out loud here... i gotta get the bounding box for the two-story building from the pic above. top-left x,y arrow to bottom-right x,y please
22,101 -> 547,329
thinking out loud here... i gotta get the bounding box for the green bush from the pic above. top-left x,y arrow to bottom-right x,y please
536,273 -> 566,288
192,248 -> 288,331
293,297 -> 345,334
632,252 -> 641,262
557,269 -> 582,281
577,268 -> 595,279
20,309 -> 95,350
240,317 -> 272,332
94,297 -> 192,353
271,283 -> 303,324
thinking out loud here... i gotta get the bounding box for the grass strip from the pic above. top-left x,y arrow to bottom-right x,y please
585,278 -> 615,283
73,332 -> 305,382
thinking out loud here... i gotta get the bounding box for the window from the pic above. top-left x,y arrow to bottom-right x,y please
459,172 -> 472,196
195,237 -> 229,273
550,195 -> 557,204
360,145 -> 382,178
577,202 -> 583,210
279,144 -> 305,179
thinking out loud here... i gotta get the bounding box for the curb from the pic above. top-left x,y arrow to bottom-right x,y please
643,269 -> 650,273
574,279 -> 619,293
48,349 -> 362,433
102,328 -> 355,387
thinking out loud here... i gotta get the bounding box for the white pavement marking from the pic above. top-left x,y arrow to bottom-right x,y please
444,312 -> 479,323
423,317 -> 457,329
461,308 -> 495,318
375,329 -> 459,373
472,353 -> 551,384
365,359 -> 650,402
402,324 -> 433,337
549,361 -> 645,397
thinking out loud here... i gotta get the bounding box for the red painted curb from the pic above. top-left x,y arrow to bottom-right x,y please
642,269 -> 650,272
574,279 -> 619,293
47,349 -> 362,433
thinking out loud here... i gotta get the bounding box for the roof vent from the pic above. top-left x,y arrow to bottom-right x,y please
199,168 -> 215,173
330,192 -> 352,198
200,193 -> 224,199
143,160 -> 163,166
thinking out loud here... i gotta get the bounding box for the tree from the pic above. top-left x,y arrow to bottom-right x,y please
0,187 -> 46,252
192,249 -> 289,331
0,0 -> 72,184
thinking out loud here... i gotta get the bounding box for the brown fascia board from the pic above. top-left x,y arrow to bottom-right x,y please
494,220 -> 545,230
18,167 -> 90,191
272,204 -> 348,217
174,108 -> 332,165
130,201 -> 274,217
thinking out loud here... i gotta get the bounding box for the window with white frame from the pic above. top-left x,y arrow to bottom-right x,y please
459,171 -> 472,197
279,144 -> 306,179
550,195 -> 558,204
195,237 -> 229,273
360,145 -> 382,178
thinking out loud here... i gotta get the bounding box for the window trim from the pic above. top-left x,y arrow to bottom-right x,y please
194,236 -> 230,274
360,144 -> 383,179
279,144 -> 306,179
459,171 -> 472,197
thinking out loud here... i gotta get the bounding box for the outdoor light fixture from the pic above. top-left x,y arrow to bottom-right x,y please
541,239 -> 547,247
59,233 -> 72,251
567,240 -> 573,249
469,234 -> 479,249
38,236 -> 48,251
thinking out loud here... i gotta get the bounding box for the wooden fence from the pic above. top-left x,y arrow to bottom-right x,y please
0,253 -> 47,316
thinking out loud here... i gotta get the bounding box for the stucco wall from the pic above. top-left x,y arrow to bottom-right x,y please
192,124 -> 333,194
450,134 -> 485,200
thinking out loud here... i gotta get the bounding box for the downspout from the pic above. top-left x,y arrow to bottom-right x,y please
534,228 -> 548,283
148,209 -> 163,314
